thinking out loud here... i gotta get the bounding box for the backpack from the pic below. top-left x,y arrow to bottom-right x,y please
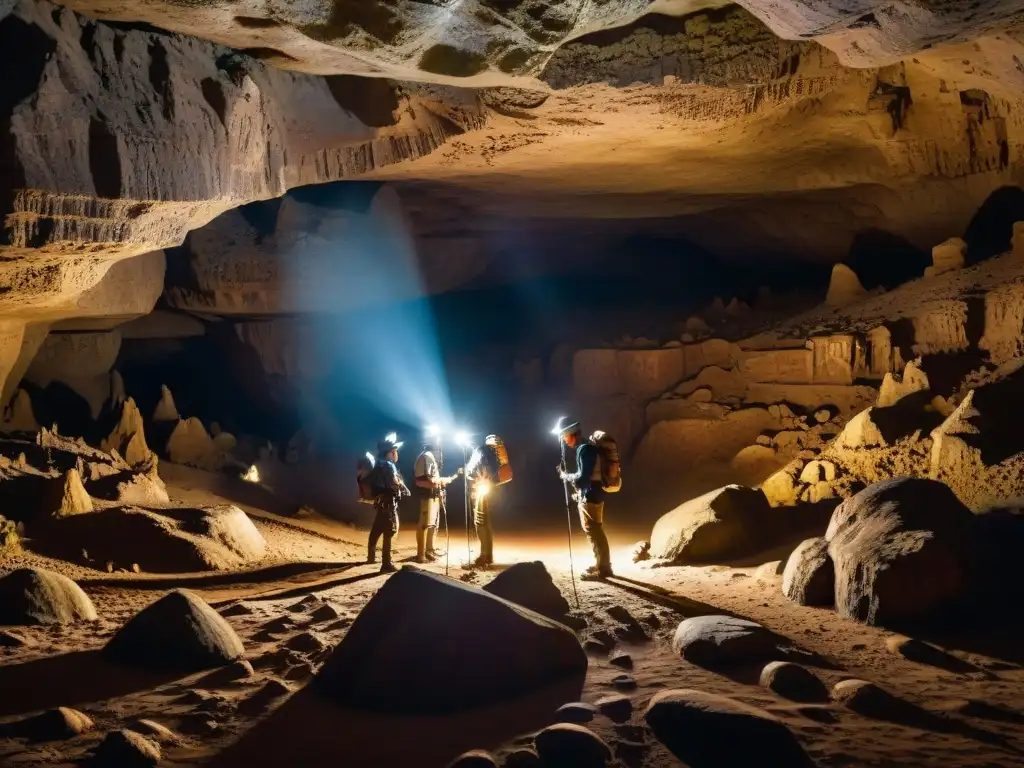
483,435 -> 513,485
356,453 -> 376,504
590,431 -> 621,493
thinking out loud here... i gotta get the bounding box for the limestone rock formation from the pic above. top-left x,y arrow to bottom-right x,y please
42,504 -> 265,573
166,417 -> 226,470
0,516 -> 21,555
925,237 -> 966,278
877,359 -> 930,407
104,589 -> 245,671
760,459 -> 804,507
482,561 -> 570,622
314,568 -> 586,712
0,567 -> 97,625
825,477 -> 976,627
166,187 -> 489,315
2,389 -> 39,433
645,689 -> 815,768
650,485 -> 774,564
781,537 -> 834,607
1,0 -> 487,266
730,444 -> 784,483
25,331 -> 123,419
825,264 -> 868,308
152,385 -> 180,423
44,467 -> 93,517
101,398 -> 155,468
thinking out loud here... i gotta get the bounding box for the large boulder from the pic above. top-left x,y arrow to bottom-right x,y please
650,485 -> 774,563
482,561 -> 570,621
825,477 -> 976,627
39,504 -> 265,573
314,567 -> 586,712
781,537 -> 834,607
104,589 -> 245,671
645,689 -> 815,767
0,568 -> 97,625
671,615 -> 778,665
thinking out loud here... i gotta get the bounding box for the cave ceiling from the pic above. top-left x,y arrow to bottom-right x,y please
1,0 -> 1023,313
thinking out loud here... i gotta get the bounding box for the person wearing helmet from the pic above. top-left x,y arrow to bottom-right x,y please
413,436 -> 460,563
556,419 -> 612,579
465,434 -> 510,569
367,433 -> 410,574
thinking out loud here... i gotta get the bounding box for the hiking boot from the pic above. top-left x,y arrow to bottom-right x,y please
379,563 -> 398,574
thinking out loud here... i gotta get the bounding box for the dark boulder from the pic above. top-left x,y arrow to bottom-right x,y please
781,537 -> 834,607
483,561 -> 570,621
104,589 -> 244,671
534,723 -> 610,768
672,615 -> 778,665
759,661 -> 828,702
645,689 -> 814,768
826,477 -> 975,627
314,567 -> 586,712
650,485 -> 775,563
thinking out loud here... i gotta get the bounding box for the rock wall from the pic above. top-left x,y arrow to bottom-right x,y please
164,184 -> 489,314
1,0 -> 486,262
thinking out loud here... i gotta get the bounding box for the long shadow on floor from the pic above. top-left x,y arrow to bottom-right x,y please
207,675 -> 585,768
0,650 -> 183,717
79,561 -> 363,591
603,574 -> 842,682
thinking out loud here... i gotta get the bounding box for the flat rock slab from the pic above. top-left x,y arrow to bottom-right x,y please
645,689 -> 815,768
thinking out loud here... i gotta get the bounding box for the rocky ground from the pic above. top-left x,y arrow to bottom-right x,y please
1,463 -> 1023,768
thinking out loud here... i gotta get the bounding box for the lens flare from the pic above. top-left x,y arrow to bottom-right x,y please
455,431 -> 471,447
550,417 -> 567,435
279,182 -> 455,441
242,465 -> 260,483
476,479 -> 492,499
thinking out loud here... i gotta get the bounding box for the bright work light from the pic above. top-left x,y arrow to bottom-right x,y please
550,417 -> 567,436
455,431 -> 471,447
425,424 -> 441,439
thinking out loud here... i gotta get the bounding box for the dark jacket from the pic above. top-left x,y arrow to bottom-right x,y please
372,460 -> 409,499
567,442 -> 604,503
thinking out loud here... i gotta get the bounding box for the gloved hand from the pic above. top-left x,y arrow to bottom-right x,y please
556,466 -> 568,482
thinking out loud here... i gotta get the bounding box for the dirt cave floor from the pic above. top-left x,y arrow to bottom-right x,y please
2,474 -> 1024,768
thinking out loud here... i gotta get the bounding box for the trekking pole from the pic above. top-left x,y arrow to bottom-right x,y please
559,439 -> 581,610
440,490 -> 450,577
463,445 -> 471,566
